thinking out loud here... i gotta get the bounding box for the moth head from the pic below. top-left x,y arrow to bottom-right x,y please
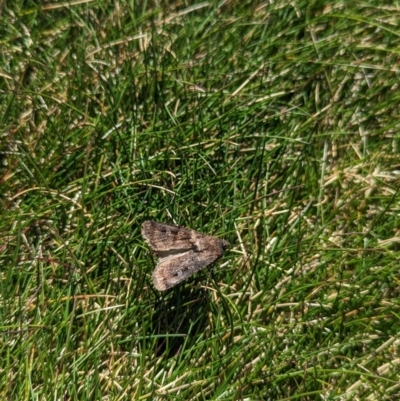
220,239 -> 230,250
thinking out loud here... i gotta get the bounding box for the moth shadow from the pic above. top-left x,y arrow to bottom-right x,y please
151,285 -> 213,358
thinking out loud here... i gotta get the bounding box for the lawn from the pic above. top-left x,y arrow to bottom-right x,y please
1,1 -> 400,399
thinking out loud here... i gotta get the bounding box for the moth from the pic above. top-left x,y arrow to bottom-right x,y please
141,220 -> 229,291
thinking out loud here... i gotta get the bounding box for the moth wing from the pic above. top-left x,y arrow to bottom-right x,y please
152,249 -> 222,291
141,221 -> 195,254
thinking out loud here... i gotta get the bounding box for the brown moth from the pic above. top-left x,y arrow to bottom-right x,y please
141,220 -> 229,291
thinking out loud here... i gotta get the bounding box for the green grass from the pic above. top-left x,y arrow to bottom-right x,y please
1,1 -> 400,399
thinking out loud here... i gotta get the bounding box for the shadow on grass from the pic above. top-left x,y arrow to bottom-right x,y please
151,284 -> 213,358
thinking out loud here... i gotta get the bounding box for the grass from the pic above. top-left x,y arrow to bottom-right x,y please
1,0 -> 400,399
